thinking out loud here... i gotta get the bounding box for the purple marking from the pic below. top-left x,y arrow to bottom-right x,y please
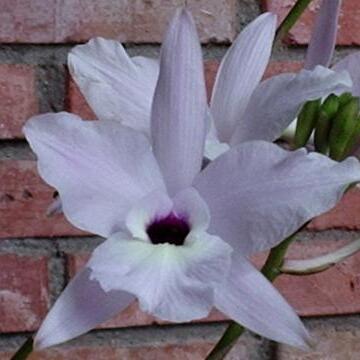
147,213 -> 190,246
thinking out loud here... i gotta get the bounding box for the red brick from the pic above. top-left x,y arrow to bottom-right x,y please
263,0 -> 360,46
0,65 -> 38,139
278,324 -> 360,359
0,254 -> 49,332
2,343 -> 212,360
66,239 -> 360,330
274,240 -> 360,317
0,1 -> 238,44
2,336 -> 263,360
264,61 -> 303,78
308,187 -> 360,231
66,80 -> 96,120
0,160 -> 85,238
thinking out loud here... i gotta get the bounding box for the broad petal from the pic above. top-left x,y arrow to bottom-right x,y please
333,52 -> 360,96
35,268 -> 134,349
210,13 -> 276,142
68,37 -> 159,132
151,8 -> 207,196
88,231 -> 232,322
24,113 -> 165,237
304,0 -> 341,70
194,141 -> 360,255
215,256 -> 311,349
230,66 -> 352,145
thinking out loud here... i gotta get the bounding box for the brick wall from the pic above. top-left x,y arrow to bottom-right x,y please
1,0 -> 360,359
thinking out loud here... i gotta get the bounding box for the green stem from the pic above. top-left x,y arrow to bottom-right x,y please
206,233 -> 297,360
275,0 -> 314,43
11,338 -> 33,360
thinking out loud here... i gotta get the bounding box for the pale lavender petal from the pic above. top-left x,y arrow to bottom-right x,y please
88,230 -> 232,322
333,52 -> 360,96
34,268 -> 134,349
151,8 -> 207,196
69,37 -> 159,133
173,187 -> 210,232
194,141 -> 360,255
304,0 -> 341,70
204,109 -> 230,160
125,190 -> 173,241
215,256 -> 311,349
231,66 -> 352,145
24,113 -> 165,237
210,13 -> 276,142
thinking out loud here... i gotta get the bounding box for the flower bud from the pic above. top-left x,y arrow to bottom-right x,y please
294,99 -> 321,149
338,92 -> 353,107
329,97 -> 360,161
314,94 -> 339,154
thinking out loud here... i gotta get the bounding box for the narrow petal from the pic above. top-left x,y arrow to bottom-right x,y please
231,66 -> 352,145
194,141 -> 360,255
24,113 -> 165,237
35,268 -> 134,349
333,52 -> 360,96
151,8 -> 207,196
68,37 -> 159,132
304,0 -> 341,70
215,256 -> 311,349
88,230 -> 232,322
210,13 -> 276,142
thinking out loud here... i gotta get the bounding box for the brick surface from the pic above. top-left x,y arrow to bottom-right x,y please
264,61 -> 303,79
0,160 -> 85,238
263,0 -> 360,46
1,343 -> 212,360
1,336 -> 263,360
66,239 -> 360,330
0,0 -> 238,44
278,322 -> 360,359
274,240 -> 360,317
0,65 -> 38,139
0,254 -> 49,332
308,187 -> 360,231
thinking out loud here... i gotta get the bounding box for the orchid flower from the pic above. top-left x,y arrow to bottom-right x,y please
68,9 -> 352,160
24,8 -> 360,352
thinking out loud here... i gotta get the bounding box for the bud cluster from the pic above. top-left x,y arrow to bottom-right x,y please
294,93 -> 360,161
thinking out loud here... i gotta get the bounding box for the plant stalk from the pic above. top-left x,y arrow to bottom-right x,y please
275,0 -> 314,43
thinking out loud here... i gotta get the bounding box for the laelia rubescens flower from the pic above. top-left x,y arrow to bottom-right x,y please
25,8 -> 360,351
68,8 -> 352,160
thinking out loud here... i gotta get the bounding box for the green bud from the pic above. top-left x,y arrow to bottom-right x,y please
321,94 -> 339,118
294,99 -> 321,149
314,111 -> 332,154
338,92 -> 353,107
329,97 -> 360,161
314,95 -> 339,154
343,115 -> 360,157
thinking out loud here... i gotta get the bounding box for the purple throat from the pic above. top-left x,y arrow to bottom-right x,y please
147,213 -> 190,246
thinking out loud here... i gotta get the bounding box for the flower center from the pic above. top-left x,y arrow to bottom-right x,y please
147,213 -> 190,246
